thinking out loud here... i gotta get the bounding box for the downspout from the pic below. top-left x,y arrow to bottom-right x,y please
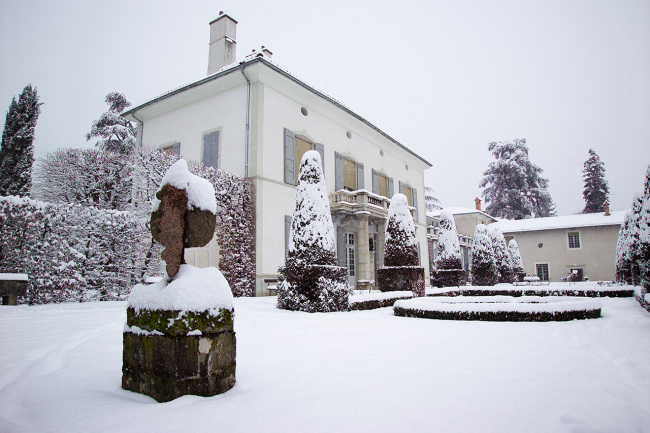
240,63 -> 251,177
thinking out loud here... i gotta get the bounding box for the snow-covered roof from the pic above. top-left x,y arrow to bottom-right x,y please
427,207 -> 497,222
492,210 -> 626,233
123,56 -> 432,168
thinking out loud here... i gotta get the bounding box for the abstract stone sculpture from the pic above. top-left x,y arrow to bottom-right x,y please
122,160 -> 235,402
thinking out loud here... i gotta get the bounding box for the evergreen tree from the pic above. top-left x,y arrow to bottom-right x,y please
432,209 -> 465,287
582,148 -> 609,213
425,186 -> 442,212
384,194 -> 419,267
86,92 -> 136,154
507,239 -> 525,281
616,211 -> 633,284
0,85 -> 41,197
479,138 -> 556,220
470,225 -> 498,286
489,225 -> 513,283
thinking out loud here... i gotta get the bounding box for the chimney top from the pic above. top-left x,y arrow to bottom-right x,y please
475,197 -> 482,211
208,12 -> 237,75
209,12 -> 238,25
604,200 -> 610,216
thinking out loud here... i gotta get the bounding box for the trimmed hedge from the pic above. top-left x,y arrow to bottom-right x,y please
349,294 -> 414,311
430,287 -> 634,298
430,269 -> 466,288
377,266 -> 425,295
394,305 -> 601,322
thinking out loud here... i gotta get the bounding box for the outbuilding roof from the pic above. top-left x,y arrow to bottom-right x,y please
491,210 -> 627,233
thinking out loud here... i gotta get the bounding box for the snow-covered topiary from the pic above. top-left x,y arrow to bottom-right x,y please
431,209 -> 465,287
277,151 -> 349,312
471,225 -> 498,286
377,194 -> 425,295
384,194 -> 419,267
489,225 -> 513,283
507,239 -> 525,281
616,211 -> 633,284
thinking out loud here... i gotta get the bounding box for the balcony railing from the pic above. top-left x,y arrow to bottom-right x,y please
329,190 -> 416,220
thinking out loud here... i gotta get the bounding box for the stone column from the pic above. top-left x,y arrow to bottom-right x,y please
357,213 -> 372,289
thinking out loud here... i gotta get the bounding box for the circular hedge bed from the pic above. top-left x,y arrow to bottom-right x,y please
393,296 -> 602,322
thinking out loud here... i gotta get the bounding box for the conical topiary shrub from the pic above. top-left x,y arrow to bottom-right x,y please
507,239 -> 525,282
431,209 -> 466,287
471,224 -> 498,286
489,225 -> 513,283
377,194 -> 425,296
277,151 -> 350,312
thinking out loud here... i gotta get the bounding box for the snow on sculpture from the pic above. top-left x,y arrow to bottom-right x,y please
277,151 -> 349,312
377,193 -> 425,295
123,159 -> 235,402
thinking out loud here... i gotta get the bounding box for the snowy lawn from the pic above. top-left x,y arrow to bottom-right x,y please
1,286 -> 650,433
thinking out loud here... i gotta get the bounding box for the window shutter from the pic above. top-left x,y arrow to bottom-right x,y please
372,169 -> 378,194
399,181 -> 405,194
413,188 -> 419,221
337,226 -> 346,267
284,128 -> 295,184
335,152 -> 343,191
172,142 -> 180,156
417,242 -> 421,266
357,162 -> 364,190
314,143 -> 325,173
285,215 -> 292,257
202,131 -> 219,168
388,177 -> 394,198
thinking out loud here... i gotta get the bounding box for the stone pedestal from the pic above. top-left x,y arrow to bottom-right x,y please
0,277 -> 28,306
122,307 -> 235,402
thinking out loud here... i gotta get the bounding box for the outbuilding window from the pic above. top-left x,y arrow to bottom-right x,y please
568,231 -> 581,249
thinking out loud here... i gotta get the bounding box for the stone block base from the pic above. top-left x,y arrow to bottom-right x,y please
377,266 -> 425,296
122,331 -> 236,402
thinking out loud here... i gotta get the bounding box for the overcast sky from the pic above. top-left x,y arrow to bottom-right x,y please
1,0 -> 648,215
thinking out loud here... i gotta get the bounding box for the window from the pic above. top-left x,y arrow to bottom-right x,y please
568,231 -> 581,249
346,233 -> 355,277
372,169 -> 393,198
294,136 -> 313,183
203,130 -> 220,169
377,173 -> 388,197
161,142 -> 180,155
403,185 -> 413,206
536,263 -> 550,281
399,181 -> 419,220
334,152 -> 364,191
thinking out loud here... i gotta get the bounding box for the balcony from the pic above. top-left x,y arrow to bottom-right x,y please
329,190 -> 416,221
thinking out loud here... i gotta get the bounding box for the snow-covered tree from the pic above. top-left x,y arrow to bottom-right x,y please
0,84 -> 41,197
507,239 -> 525,281
616,211 -> 633,284
479,138 -> 556,220
629,192 -> 644,286
471,224 -> 498,286
489,225 -> 513,283
278,151 -> 349,312
431,209 -> 465,287
425,186 -> 442,212
384,194 -> 419,267
32,148 -> 132,211
582,148 -> 609,214
86,92 -> 136,154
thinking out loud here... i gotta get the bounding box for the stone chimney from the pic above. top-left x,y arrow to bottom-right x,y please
604,200 -> 610,216
208,12 -> 237,75
475,197 -> 481,211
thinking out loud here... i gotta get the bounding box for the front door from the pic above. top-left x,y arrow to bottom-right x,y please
346,232 -> 356,287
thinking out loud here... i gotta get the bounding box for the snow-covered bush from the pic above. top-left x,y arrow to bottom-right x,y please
0,196 -> 145,304
277,151 -> 349,312
377,194 -> 425,296
470,225 -> 498,286
616,211 -> 633,284
431,210 -> 465,287
507,239 -> 525,282
489,225 -> 513,283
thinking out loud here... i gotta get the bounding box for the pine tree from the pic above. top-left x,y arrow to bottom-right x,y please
425,186 -> 442,212
0,85 -> 42,197
471,224 -> 498,286
479,138 -> 556,220
582,148 -> 609,213
86,92 -> 136,154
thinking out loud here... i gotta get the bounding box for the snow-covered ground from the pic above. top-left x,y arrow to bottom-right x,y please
1,285 -> 649,433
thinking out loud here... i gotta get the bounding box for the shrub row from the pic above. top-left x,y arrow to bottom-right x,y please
430,287 -> 634,298
393,305 -> 602,322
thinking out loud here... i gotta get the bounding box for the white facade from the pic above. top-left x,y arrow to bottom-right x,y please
125,17 -> 432,296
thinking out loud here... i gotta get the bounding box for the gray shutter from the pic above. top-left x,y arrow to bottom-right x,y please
357,163 -> 364,190
202,131 -> 219,168
417,242 -> 421,266
413,188 -> 419,221
314,143 -> 325,173
335,152 -> 343,191
337,226 -> 346,267
284,128 -> 295,184
399,181 -> 405,194
372,169 -> 378,194
388,177 -> 394,198
285,215 -> 292,257
172,142 -> 180,156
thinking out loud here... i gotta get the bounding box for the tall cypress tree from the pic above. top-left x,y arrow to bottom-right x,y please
0,85 -> 42,197
582,148 -> 609,213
